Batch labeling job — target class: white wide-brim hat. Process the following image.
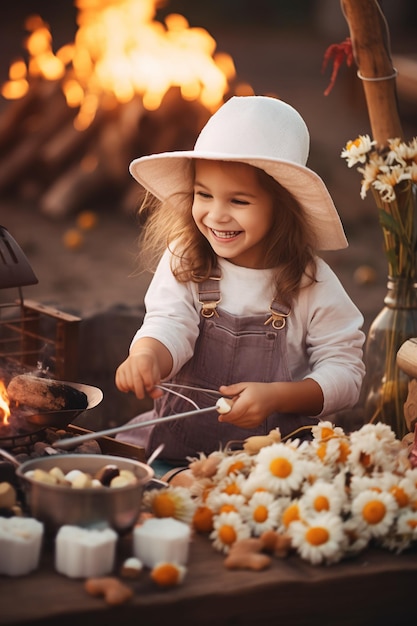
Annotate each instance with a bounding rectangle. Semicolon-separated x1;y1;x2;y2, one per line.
129;95;347;251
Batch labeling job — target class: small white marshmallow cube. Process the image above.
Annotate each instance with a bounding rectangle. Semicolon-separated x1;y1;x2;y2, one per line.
55;525;118;578
0;516;44;576
133;517;191;568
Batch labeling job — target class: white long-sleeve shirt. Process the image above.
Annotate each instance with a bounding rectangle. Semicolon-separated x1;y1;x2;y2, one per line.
131;250;366;417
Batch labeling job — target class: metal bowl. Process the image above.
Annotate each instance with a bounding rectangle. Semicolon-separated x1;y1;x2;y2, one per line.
16;454;154;535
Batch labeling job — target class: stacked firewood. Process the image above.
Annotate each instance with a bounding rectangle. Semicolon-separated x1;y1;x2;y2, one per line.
0;81;211;217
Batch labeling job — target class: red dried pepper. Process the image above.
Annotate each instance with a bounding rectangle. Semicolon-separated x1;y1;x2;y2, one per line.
322;37;354;96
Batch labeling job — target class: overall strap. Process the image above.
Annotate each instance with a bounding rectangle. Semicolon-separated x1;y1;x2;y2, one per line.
198;268;221;318
198;268;291;329
264;298;291;330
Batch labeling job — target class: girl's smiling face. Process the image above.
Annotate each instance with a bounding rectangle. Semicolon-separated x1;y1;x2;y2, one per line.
192;160;275;269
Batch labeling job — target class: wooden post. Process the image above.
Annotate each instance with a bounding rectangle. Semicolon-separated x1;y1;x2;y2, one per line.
340;0;403;146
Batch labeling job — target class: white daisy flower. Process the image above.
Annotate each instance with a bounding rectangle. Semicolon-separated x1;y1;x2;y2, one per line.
347;423;401;475
288;512;345;565
252;443;307;495
210;511;251;554
354;422;398;443
358;156;386;198
206;491;246;516
386;136;417;165
405;467;417;490
378;472;417;509
341;135;375;167
143;486;196;524
378;502;417;554
351;489;398;538
215;451;254;481
278;498;303;532
311;420;345;441
386;137;407;166
349;473;384;500
303;457;335;485
395;509;417;539
188;476;216;500
311;435;350;470
299;479;346;517
241;473;274;499
213;472;247;498
241;490;282;536
372;166;411;202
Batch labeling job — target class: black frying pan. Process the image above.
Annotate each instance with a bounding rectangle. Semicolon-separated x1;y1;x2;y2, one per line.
19;381;103;428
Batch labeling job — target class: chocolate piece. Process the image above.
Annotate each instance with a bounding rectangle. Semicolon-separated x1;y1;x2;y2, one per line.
95;464;120;486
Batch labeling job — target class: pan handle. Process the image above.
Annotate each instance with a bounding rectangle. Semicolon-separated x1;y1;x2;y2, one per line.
0;448;21;467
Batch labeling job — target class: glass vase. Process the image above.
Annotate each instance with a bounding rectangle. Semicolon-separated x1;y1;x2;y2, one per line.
361;277;417;440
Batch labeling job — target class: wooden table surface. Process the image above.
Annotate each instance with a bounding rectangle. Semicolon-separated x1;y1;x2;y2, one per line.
1;530;417;626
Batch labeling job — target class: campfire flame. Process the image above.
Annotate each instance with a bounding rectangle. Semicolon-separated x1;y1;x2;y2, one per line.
1;0;236;130
0;381;11;425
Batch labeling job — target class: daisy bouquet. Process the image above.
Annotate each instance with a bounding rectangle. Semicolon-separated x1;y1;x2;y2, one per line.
341;135;417;438
341;135;417;280
144;423;417;567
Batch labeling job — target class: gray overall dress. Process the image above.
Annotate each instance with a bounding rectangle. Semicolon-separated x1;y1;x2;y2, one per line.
117;272;318;463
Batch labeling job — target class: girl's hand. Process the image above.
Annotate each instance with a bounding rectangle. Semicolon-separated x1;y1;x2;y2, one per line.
217;382;278;429
115;338;173;400
115;350;163;400
218;379;323;429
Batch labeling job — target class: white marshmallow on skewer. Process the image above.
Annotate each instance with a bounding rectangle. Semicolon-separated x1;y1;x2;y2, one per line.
216;396;233;414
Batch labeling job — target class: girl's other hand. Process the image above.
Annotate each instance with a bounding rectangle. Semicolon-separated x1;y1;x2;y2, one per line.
218;378;323;428
115;338;174;400
115;350;163;400
217;382;276;429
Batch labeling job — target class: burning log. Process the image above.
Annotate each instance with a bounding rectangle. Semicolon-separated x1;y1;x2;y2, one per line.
0;79;50;152
0;83;211;217
0;1;235;217
39;107;109;175
0;81;76;194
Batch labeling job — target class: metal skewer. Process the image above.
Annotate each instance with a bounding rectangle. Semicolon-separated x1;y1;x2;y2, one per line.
53;404;220;450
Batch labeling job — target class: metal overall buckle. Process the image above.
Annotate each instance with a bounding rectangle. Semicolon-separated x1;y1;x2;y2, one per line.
200;299;220;318
198;273;221;318
264;307;291;330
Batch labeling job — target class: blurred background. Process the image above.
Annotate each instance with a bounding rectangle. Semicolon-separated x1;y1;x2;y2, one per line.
0;1;416;427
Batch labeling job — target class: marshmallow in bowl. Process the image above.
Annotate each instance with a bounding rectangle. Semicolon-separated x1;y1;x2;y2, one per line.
0;516;44;576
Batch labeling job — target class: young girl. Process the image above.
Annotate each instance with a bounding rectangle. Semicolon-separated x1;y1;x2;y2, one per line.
115;95;365;474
